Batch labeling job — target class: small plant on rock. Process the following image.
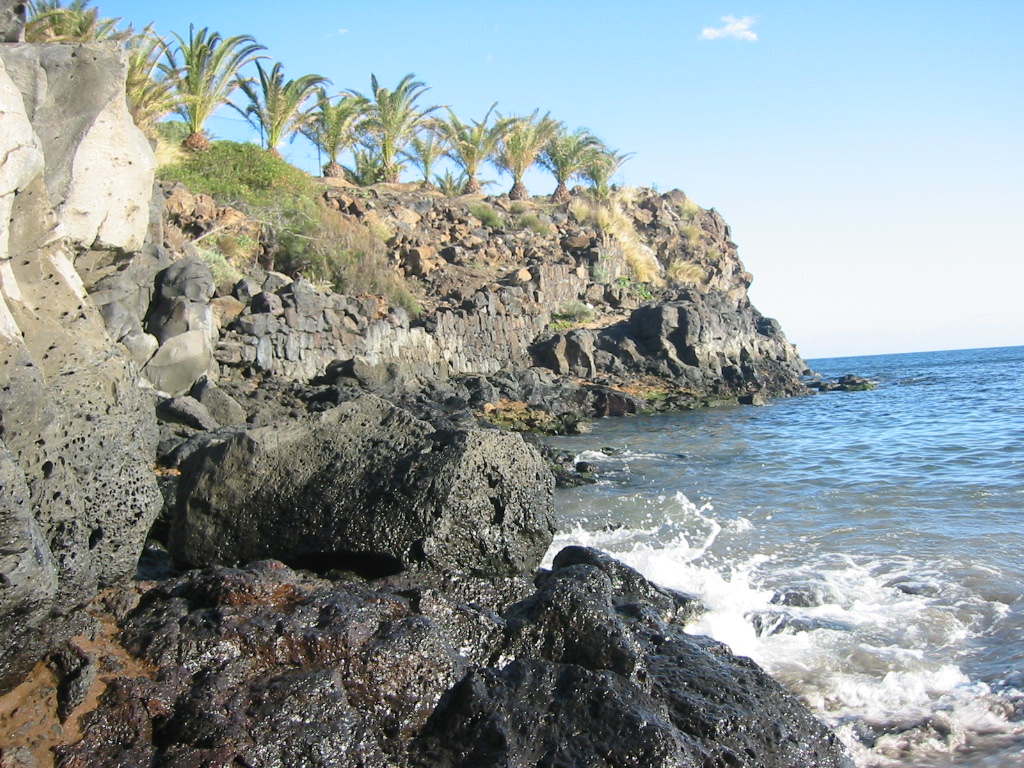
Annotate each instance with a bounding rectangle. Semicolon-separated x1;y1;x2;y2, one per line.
469;203;504;230
667;260;707;285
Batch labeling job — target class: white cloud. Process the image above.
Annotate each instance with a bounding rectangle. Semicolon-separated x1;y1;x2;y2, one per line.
701;15;758;42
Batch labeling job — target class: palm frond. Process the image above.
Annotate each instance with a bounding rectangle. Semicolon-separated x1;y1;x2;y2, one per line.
234;60;329;152
164;25;266;142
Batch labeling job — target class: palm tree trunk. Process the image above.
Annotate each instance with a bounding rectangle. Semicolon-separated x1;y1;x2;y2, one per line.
323;161;345;178
182;132;212;152
509;180;529;200
465;175;483;195
551;182;571;203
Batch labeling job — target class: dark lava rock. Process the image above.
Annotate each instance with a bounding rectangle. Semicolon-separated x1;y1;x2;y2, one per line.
170;394;555;578
413;546;853;768
55;551;851;768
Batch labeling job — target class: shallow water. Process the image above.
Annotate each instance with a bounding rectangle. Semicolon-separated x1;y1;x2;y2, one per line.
545;345;1024;766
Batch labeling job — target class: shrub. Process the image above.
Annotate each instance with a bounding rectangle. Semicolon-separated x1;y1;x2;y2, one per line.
195;245;243;286
682;224;703;247
667;260;707;285
158;140;314;207
273;203;420;315
550;301;596;330
675;199;701;221
469;203;504;229
517;213;552;236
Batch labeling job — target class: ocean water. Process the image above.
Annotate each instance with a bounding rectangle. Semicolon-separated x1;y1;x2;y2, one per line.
544;345;1024;767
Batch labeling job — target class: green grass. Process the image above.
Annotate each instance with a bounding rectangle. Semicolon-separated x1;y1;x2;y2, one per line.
516;213;553;237
469;203;505;229
159;140;314;207
157;140;418;314
550;301;596;331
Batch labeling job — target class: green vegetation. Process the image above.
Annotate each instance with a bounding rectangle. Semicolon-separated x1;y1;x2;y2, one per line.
403;130;448;186
195;244;244;287
25;0;127;42
469;203;504;230
616;276;654;301
438;103;511;195
300;88;366;178
165;25;265;151
157;141;417;314
539;127;604;203
434;169;467;197
515;213;552;237
125;26;179;139
235;61;329;154
28;2;652;202
495;111;560;200
550;301;597;331
583;149;633;201
159;140;314;204
348;73;439;183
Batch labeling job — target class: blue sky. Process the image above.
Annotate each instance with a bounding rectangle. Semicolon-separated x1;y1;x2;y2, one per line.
98;0;1023;359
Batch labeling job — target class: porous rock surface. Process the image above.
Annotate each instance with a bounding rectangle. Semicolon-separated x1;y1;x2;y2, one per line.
0;44;161;694
170;394;555;578
51;548;851;768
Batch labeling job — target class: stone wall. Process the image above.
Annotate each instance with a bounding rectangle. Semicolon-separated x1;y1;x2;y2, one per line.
208;261;598;383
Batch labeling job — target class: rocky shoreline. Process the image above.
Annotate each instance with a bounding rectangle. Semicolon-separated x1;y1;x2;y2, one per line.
1;40;854;767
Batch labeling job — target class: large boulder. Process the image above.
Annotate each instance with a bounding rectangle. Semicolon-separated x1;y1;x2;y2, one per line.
170;395;555;577
0;47;161;695
50;552;850;768
411;546;853;768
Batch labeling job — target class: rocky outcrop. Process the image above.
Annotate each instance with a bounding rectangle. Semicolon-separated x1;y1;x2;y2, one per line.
0;44;161;694
48;549;851;767
0;1;25;44
170;394;555;578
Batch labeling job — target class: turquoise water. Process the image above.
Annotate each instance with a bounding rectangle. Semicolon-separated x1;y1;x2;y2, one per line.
545;345;1024;766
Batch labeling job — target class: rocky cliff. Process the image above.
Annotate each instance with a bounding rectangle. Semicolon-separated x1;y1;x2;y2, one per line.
0;34;850;768
0;42;161;695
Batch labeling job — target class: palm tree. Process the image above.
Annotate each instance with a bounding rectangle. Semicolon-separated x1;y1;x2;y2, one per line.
584;147;634;201
437;103;512;195
301;88;367;178
235;60;329;156
344;148;385;186
540;127;605;204
434;169;468;197
348;73;440;183
403;125;448;187
125;26;179;139
25;0;127;42
164;25;265;152
495;111;561;200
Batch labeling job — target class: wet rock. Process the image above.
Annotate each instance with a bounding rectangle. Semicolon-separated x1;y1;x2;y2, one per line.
413;547;851;768
170;395;556;578
411;660;703;768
